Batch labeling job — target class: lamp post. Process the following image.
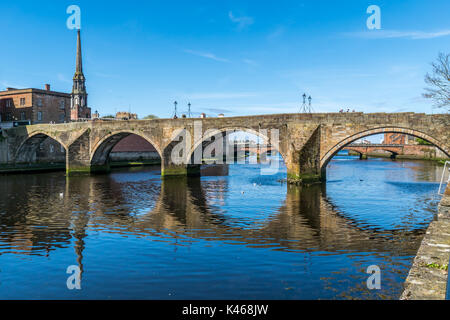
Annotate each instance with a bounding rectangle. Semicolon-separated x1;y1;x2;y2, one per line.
173;101;178;118
300;93;307;113
188;102;191;118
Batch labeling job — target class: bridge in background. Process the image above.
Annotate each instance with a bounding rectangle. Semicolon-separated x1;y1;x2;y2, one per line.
0;112;449;184
342;143;436;159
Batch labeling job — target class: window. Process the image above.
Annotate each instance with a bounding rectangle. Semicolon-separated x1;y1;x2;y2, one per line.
37;98;42;107
20;98;25;106
20;111;26;120
60;145;65;153
49;144;54;153
6;99;11;108
37;111;42;121
59;113;65;122
60;100;65;109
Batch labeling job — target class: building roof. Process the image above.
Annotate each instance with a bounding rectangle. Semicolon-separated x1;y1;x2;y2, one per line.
0;88;70;98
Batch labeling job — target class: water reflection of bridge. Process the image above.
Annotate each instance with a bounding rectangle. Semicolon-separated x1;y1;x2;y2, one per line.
0;171;424;274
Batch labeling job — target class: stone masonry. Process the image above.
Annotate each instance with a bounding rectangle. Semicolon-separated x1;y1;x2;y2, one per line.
401;183;450;300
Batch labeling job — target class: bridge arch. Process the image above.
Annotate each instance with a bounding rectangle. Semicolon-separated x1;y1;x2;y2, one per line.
185;126;286;164
368;148;399;157
90;130;162;167
15;132;68;164
321;126;450;171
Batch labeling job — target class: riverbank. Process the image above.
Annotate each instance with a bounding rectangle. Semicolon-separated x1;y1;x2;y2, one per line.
400;185;450;300
0;160;161;174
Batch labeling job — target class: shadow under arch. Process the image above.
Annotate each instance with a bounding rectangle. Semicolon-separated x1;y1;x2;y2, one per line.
90;130;162;169
321;127;450;171
15;132;68;164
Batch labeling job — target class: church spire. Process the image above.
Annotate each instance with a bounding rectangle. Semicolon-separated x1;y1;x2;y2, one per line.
74;30;84;80
71;29;91;121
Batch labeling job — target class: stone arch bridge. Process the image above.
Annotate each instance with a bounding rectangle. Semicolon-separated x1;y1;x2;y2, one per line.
1;112;449;183
343;144;409;159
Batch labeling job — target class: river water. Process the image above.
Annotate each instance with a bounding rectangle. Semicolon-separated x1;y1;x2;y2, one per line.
0;155;444;299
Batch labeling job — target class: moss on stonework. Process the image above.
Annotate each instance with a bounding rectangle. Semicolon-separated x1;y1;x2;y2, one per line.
162;165;200;177
66;167;92;176
287;172;322;185
161;168;188;176
426;263;448;271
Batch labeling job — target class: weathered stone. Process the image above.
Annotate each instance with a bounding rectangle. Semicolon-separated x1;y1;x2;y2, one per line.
401;184;450;300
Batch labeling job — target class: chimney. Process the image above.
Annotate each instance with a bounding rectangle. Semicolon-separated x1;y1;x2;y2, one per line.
45;84;50;91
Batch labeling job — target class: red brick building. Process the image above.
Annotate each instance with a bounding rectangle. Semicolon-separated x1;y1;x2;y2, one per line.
0;85;70;124
383;133;418;145
383;133;406;144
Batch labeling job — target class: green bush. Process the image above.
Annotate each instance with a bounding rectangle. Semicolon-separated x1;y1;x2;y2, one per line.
416;138;432;145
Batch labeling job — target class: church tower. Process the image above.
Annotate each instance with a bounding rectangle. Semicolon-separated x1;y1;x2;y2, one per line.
71;30;91;120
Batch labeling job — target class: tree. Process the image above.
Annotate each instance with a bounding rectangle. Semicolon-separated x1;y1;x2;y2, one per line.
143;114;159;119
416;138;432;145
423;52;450;111
102;115;115;119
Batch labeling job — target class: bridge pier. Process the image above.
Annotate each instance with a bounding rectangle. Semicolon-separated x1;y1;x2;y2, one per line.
360;153;368;160
286;127;323;185
66;130;108;176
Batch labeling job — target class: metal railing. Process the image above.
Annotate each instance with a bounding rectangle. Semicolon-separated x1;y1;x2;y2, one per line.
438;161;450;195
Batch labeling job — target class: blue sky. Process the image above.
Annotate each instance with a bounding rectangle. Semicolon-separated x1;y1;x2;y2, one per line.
0;0;449;118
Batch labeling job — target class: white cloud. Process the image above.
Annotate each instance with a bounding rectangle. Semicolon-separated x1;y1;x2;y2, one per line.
343;29;450;40
228;11;254;30
243;58;258;66
183;49;230;63
267;26;285;40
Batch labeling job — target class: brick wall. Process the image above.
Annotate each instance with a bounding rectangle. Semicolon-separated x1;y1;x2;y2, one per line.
111;134;157;152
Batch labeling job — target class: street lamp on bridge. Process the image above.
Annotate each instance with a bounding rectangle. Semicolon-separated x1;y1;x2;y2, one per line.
173;101;178;119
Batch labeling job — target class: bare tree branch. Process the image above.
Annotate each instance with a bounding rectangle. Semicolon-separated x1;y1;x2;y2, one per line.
423;52;450;111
